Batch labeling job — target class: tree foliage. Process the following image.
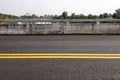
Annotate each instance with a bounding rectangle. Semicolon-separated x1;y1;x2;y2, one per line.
1;8;120;19
112;9;120;19
0;13;19;19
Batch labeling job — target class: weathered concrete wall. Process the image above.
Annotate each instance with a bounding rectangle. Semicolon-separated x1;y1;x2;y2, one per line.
1;19;120;34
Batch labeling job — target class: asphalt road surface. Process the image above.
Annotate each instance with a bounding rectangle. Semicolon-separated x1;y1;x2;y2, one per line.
0;59;120;80
0;35;120;80
0;35;120;53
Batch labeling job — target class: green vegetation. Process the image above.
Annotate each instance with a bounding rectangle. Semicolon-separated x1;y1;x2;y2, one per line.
0;13;19;19
1;8;120;19
112;9;120;19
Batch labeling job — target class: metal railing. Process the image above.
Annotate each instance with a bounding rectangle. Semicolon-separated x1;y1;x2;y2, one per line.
0;19;120;34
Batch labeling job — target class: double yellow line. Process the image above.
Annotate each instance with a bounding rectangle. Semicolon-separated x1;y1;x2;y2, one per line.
0;53;120;58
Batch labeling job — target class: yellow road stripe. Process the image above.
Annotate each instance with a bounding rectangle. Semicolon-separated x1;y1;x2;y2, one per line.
0;53;120;58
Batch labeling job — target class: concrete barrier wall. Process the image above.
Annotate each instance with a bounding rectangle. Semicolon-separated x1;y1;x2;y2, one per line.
0;19;120;34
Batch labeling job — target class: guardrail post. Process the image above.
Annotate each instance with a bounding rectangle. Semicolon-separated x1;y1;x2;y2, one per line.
26;21;31;34
65;21;70;34
96;21;101;32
